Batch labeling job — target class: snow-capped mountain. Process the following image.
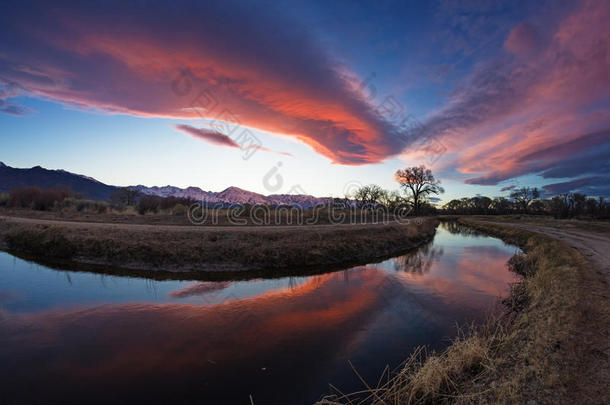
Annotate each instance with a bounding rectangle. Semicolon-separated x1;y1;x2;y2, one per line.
0;162;331;207
136;184;330;208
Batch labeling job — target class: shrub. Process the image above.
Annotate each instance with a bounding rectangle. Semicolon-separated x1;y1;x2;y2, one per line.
137;195;195;215
5;228;76;259
55;198;109;214
8;187;71;210
172;203;187;216
137;195;161;214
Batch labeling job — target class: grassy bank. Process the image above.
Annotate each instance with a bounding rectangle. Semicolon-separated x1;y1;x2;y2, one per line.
0;206;411;226
0;216;438;275
318;218;606;404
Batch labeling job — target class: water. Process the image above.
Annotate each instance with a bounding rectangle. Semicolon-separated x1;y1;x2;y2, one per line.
0;223;520;404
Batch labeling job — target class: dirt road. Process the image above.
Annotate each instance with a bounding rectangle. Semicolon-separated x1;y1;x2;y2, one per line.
489;221;610;282
0;214;418;233
474;219;610;404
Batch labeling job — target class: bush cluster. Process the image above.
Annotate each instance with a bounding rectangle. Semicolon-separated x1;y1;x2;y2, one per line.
136;195;195;215
7;187;71;210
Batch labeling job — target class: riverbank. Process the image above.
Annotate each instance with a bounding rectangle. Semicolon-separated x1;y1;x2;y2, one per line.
318;217;609;404
0;215;438;275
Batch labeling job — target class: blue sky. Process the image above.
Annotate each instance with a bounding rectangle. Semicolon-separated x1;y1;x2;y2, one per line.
1;0;609;202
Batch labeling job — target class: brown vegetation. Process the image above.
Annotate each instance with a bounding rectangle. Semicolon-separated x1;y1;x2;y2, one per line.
317;218;609;404
0;216;438;275
441;189;609;219
6;186;72;210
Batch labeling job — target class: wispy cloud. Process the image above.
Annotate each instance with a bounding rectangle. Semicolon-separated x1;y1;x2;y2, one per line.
417;0;610;194
175;124;293;157
176;125;240;148
542;176;608;196
0;0;404;164
0;85;33;115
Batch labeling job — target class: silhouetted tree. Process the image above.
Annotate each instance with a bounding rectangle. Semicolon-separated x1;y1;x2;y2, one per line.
110;187;140;207
491;197;511;214
395;165;444;215
378;189;403;210
353;184;385;207
510;187;539;212
472;196;492;214
137;195;161;214
440;188;608;219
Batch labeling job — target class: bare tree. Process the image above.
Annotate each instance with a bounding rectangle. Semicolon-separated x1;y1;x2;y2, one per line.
509;187;539;212
378;189;403;210
353;184;384;207
395;165;444;214
110;187;140;207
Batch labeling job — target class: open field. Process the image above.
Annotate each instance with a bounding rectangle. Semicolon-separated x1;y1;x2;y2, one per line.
319;216;610;404
0;206;408;226
0;214;438;276
459;214;610;235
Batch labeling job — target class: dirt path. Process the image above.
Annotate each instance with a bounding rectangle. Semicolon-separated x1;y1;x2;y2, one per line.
0;214;416;233
479;220;610;404
493;222;610;282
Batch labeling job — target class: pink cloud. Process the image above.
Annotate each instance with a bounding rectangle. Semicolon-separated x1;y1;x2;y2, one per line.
420;0;610;188
176;125;240;148
175;124;293;157
504;22;541;56
0;1;404;165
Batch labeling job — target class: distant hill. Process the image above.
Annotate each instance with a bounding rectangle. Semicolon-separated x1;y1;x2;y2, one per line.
134;185;331;208
0;162;117;200
0;162;331;207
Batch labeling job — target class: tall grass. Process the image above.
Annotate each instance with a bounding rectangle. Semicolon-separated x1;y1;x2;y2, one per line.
0;217;439;274
317;219;588;404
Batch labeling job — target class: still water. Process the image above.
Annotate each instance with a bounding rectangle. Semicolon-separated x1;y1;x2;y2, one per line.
0;223;519;404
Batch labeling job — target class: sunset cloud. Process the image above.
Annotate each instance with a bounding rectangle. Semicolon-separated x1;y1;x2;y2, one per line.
0;85;33;115
0;0;608;196
541;176;610;197
418;0;610;194
176;124;293;156
0;0;404;164
176;125;240;148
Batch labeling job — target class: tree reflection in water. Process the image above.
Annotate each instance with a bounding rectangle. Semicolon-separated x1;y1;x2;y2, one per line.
392;242;444;275
440;220;486;237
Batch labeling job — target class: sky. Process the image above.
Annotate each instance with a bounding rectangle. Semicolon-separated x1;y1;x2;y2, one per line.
1;0;609;203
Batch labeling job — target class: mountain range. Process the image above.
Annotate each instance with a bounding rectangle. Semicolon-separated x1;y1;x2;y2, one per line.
0;162;330;207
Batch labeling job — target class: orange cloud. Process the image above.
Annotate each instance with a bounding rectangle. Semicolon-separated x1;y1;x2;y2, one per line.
0;1;405;165
417;0;610;188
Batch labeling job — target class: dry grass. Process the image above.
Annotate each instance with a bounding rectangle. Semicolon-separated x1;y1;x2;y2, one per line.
461;214;610;235
0;206;413;227
317;218;598;405
318;322;505;405
0;216;438;276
